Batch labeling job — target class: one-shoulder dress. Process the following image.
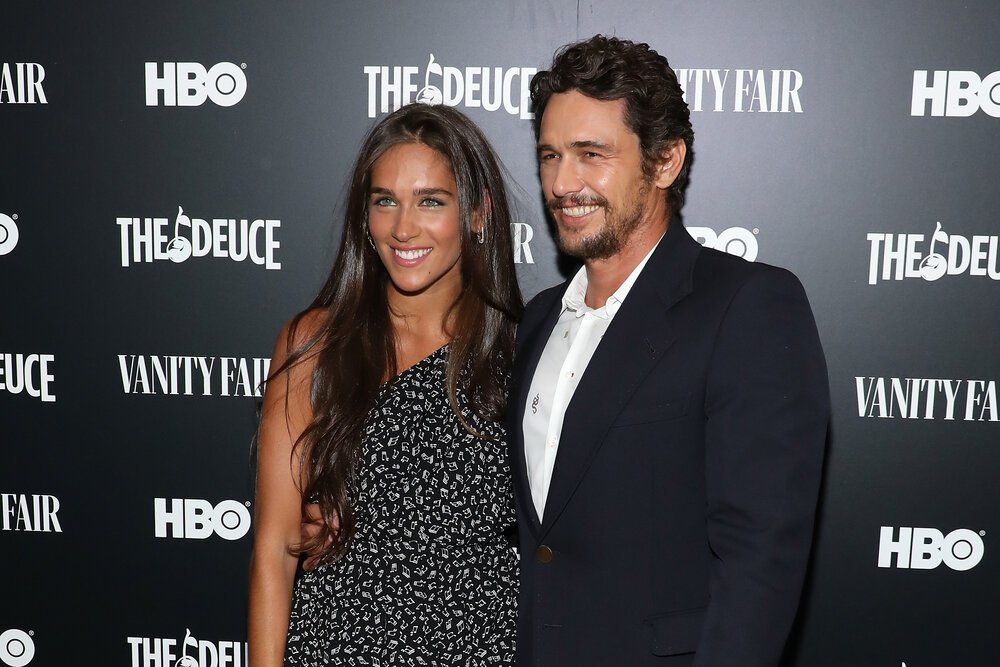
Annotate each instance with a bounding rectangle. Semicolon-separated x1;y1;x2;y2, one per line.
284;346;518;666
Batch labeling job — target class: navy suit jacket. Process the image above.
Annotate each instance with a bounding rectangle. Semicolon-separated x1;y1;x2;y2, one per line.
508;219;829;666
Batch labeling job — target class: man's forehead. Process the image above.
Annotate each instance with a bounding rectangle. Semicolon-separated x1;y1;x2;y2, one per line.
539;91;632;142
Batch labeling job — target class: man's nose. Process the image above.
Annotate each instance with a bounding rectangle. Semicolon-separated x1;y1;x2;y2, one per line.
550;158;583;199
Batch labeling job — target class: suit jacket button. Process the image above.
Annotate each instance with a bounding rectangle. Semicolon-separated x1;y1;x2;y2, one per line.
536;545;553;563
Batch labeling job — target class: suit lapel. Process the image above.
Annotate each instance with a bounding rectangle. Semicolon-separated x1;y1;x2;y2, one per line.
539;219;702;536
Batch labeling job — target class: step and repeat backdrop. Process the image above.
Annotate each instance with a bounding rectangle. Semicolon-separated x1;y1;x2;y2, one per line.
2;1;998;665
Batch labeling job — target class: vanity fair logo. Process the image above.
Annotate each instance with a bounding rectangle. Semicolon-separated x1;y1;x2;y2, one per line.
154;498;252;541
674;68;803;112
511;221;535;264
118;354;270;397
0;213;19;256
0;629;34;667
118;206;281;269
128;629;248;667
0;353;56;403
866;221;1000;285
855;377;998;422
145;62;247;107
1;493;62;533
0;63;47;104
364;53;537;119
911;70;1000;117
688;226;759;261
878;526;985;571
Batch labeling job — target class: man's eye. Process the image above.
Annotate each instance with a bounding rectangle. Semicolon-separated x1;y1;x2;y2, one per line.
584;151;602;159
539;152;558;161
421;198;444;207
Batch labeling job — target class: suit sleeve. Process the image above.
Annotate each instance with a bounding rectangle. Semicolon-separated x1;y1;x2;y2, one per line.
695;266;829;667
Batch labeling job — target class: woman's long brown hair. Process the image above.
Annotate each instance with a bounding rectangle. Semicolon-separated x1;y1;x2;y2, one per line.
272;104;523;564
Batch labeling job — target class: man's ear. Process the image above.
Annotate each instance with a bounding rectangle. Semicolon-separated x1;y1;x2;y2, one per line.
652;139;687;190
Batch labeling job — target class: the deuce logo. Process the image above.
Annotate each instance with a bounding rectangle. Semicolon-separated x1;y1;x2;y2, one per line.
154;498;252;541
0;353;56;403
911;70;1000;117
145;62;247;107
866;221;999;284
128;629;248;667
118;206;281;269
364;53;536;119
0;629;34;667
878;526;985;571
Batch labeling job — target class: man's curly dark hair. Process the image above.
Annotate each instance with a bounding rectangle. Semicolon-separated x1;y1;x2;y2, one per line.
530;35;695;213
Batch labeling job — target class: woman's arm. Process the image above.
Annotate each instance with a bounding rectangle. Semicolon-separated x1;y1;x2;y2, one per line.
248;315;318;667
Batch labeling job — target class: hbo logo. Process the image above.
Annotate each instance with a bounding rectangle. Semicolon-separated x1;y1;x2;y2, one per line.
154;498;251;541
0;629;34;667
688;226;759;262
911;70;1000;117
0;213;18;256
145;62;247;107
877;526;985;571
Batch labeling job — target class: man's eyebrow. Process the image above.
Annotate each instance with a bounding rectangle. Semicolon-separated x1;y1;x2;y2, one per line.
569;139;614;151
536;140;615;153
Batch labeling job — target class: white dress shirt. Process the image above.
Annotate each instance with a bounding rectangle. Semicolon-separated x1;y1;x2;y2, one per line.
522;238;662;520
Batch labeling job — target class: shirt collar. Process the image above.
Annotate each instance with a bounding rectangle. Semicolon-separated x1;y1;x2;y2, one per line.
560;234;664;320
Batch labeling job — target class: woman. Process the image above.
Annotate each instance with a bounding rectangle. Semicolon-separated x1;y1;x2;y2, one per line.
248;104;523;666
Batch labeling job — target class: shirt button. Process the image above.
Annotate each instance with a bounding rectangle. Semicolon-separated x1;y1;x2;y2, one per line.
548;438;557;448
536;545;554;563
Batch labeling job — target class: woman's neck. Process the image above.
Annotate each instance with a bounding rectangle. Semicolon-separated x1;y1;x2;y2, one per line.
386;280;461;369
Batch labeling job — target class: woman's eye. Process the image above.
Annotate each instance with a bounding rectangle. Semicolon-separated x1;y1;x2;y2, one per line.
372;197;395;207
421;198;444;207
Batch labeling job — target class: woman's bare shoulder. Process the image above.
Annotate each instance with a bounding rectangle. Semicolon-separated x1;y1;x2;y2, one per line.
274;307;328;360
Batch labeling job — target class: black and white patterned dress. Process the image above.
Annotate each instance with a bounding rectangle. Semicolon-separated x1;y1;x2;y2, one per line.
284;346;518;666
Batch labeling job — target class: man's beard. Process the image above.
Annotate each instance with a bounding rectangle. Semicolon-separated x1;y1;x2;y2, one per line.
548;180;651;260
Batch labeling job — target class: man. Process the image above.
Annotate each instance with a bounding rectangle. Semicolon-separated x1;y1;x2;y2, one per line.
509;35;829;666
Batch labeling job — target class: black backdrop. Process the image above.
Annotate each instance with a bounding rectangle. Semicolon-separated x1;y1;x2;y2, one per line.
3;2;999;665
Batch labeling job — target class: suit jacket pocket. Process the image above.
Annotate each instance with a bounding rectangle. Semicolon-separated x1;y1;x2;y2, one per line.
645;606;706;656
613;393;691;427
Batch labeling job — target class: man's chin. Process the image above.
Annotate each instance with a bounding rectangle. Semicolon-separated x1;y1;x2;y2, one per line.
557;244;586;260
556;232;622;261
555;229;588;258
